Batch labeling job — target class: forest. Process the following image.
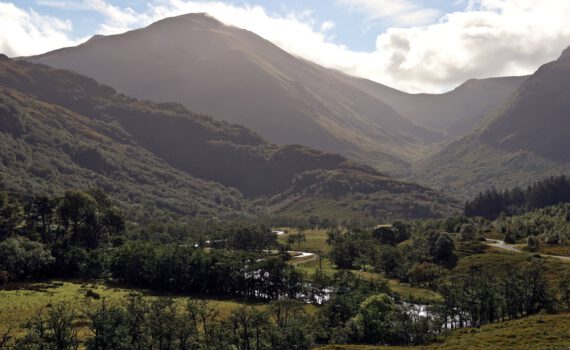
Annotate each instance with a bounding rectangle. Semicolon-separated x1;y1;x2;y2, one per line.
465;175;570;219
3;188;570;349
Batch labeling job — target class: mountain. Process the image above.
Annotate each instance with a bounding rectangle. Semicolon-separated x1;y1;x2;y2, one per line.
26;13;441;174
478;49;570;161
0;57;248;220
337;72;526;136
0;55;459;220
416;47;570;199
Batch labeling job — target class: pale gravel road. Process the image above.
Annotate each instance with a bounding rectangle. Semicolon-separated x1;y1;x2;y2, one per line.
485;238;570;262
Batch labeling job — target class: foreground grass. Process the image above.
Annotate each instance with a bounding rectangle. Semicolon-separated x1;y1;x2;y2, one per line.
315;312;570;350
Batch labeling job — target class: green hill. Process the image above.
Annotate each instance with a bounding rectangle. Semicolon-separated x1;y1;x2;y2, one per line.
0;56;459;220
0;59;248;219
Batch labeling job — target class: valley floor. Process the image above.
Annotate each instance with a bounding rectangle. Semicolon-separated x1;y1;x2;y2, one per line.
276;228;442;303
4;228;570;348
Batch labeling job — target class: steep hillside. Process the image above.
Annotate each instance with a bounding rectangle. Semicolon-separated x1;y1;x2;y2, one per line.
0;56;459;219
26;13;440;174
416;47;570;200
339;72;526;136
0;59;248;219
478;49;570;161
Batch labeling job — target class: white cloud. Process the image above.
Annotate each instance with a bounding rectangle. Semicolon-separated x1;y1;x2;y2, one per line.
368;0;570;91
137;0;570;92
336;0;441;26
36;0;151;34
0;2;77;57
3;0;570;93
321;20;335;32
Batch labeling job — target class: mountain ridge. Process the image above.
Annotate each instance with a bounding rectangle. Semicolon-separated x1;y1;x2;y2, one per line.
336;71;527;136
0;56;460;219
26;13;441;174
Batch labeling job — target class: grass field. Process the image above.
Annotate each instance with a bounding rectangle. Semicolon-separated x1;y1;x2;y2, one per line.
0;281;129;336
0;281;280;337
315;312;570;350
277;228;332;254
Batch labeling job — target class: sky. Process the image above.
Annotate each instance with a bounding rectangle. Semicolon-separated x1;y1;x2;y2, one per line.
1;0;570;93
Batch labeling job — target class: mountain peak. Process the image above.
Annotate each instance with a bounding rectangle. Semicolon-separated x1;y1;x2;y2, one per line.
86;34;105;43
152;12;224;28
25;13;440;173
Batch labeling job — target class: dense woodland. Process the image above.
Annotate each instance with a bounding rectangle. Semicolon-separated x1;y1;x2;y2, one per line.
465;175;570;219
3;189;570;349
496;203;570;246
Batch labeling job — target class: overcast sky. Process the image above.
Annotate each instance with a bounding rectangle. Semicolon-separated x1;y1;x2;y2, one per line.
1;0;570;93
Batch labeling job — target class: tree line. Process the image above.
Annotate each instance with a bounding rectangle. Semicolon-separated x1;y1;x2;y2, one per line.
111;243;304;300
465;175;570;219
0;189;296;299
1;272;442;349
0;189;125;283
7;296;314;350
495;202;570;246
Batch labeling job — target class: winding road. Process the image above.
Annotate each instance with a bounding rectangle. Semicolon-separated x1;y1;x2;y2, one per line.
288;251;315;259
272;231;316;262
484;238;570;262
287;251;317;266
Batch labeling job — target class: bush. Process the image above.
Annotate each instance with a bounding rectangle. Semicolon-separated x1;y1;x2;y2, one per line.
0;270;7;285
0;236;54;280
527;235;540;252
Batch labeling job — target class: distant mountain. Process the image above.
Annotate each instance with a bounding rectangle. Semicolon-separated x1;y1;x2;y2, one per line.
478;48;570;161
0;56;459;220
338;72;526;136
416;47;570;199
26;13;441;174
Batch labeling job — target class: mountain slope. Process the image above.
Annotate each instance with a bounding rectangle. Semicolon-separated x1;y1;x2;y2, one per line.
478;49;570;161
0;56;459;219
0;58;248;219
26;13;440;174
338;72;526;136
416;47;570;199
